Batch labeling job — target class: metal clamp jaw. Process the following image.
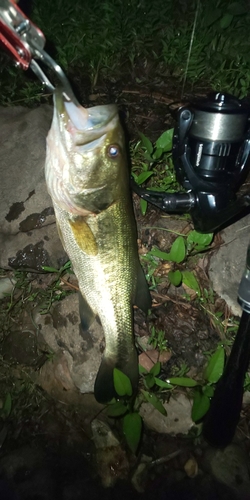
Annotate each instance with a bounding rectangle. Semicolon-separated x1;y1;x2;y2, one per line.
0;0;73;99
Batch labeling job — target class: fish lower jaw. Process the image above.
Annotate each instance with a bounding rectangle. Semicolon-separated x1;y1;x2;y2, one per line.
53;197;94;217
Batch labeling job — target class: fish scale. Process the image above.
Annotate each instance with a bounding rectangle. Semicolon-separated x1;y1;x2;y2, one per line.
45;89;151;403
54;199;136;340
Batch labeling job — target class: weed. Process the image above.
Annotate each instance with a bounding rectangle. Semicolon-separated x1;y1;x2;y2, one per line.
1;0;250;104
140;252;160;291
107;365;168;454
144;230;213;296
107;347;230;452
0;262;73;338
0;392;12;421
148;326;168;353
131;129;178;216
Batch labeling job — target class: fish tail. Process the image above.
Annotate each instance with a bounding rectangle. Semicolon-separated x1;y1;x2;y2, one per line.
94;349;138;404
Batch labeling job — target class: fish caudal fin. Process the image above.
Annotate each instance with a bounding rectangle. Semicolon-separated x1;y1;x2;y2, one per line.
134;264;152;314
94;350;139;404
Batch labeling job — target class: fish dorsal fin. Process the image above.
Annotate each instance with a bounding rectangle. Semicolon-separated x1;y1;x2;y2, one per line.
69;217;98;256
134;264;152;314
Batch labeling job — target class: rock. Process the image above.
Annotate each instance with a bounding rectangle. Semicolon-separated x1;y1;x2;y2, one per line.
91;420;129;488
0;105;67;271
0;277;16;299
138;349;171;372
38;350;76;395
203;443;250;499
209;215;250;316
140;393;193;435
34;293;103;394
243;390;250;405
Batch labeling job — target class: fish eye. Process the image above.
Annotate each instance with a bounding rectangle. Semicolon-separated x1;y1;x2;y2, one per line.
107;145;119;158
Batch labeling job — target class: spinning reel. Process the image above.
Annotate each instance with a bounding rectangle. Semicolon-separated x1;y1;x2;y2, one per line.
133;91;250;233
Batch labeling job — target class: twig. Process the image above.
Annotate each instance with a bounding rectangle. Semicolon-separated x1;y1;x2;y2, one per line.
149;449;183;468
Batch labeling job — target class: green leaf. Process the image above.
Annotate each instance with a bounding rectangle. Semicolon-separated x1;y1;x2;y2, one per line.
113;368;132;397
150;248;172;260
1;393;12;419
152;147;163;160
107;401;128;417
155;129;173;152
192;391;210;422
61;260;71;271
139;364;148;374
136;171;154;184
169;236;186;263
227;3;247;15
182;271;200;295
203;347;225;383
140;198;148;216
150;237;185;264
220;13;233;29
154;378;173;389
141;390;167;415
42;266;59;273
202;385;214;398
123;412;142;454
187;231;213;248
168;270;182;286
168;377;198;387
202;8;222;27
150;361;161;377
139;132;153;155
145;373;155;389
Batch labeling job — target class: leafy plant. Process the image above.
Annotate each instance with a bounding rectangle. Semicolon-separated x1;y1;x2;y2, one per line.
148;326;168;352
0;393;12;421
164;347;225;422
131;129;177;215
140;252;160;291
107;365;168;454
0;262;74;339
107;347;227;453
1;0;250;105
145;231;213;295
40;260;73;313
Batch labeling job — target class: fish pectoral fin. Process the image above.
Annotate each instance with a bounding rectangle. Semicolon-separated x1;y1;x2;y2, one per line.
94;349;139;404
134;264;152;314
79;292;96;331
69;217;98;256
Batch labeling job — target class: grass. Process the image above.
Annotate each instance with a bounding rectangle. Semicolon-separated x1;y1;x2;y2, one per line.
0;0;250;105
0;265;74;340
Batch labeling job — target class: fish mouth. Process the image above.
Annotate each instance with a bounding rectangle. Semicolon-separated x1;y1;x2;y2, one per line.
55;89;118;150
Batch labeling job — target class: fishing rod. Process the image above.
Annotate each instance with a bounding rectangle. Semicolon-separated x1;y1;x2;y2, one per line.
1;0;250;447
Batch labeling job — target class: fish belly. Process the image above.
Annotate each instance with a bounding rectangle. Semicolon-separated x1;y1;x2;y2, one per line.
53;199;139;402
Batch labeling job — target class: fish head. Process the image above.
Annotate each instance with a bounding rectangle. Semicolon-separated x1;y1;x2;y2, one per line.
45;89;129;215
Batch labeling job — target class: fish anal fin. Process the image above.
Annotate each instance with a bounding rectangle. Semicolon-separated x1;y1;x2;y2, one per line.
134;264;151;314
69;217;98;255
94;349;138;404
79;292;96;331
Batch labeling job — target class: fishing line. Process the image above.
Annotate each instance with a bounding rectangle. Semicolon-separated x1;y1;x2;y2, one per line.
181;0;200;100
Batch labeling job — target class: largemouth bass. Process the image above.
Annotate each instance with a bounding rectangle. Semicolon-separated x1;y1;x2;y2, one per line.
45;89;151;403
